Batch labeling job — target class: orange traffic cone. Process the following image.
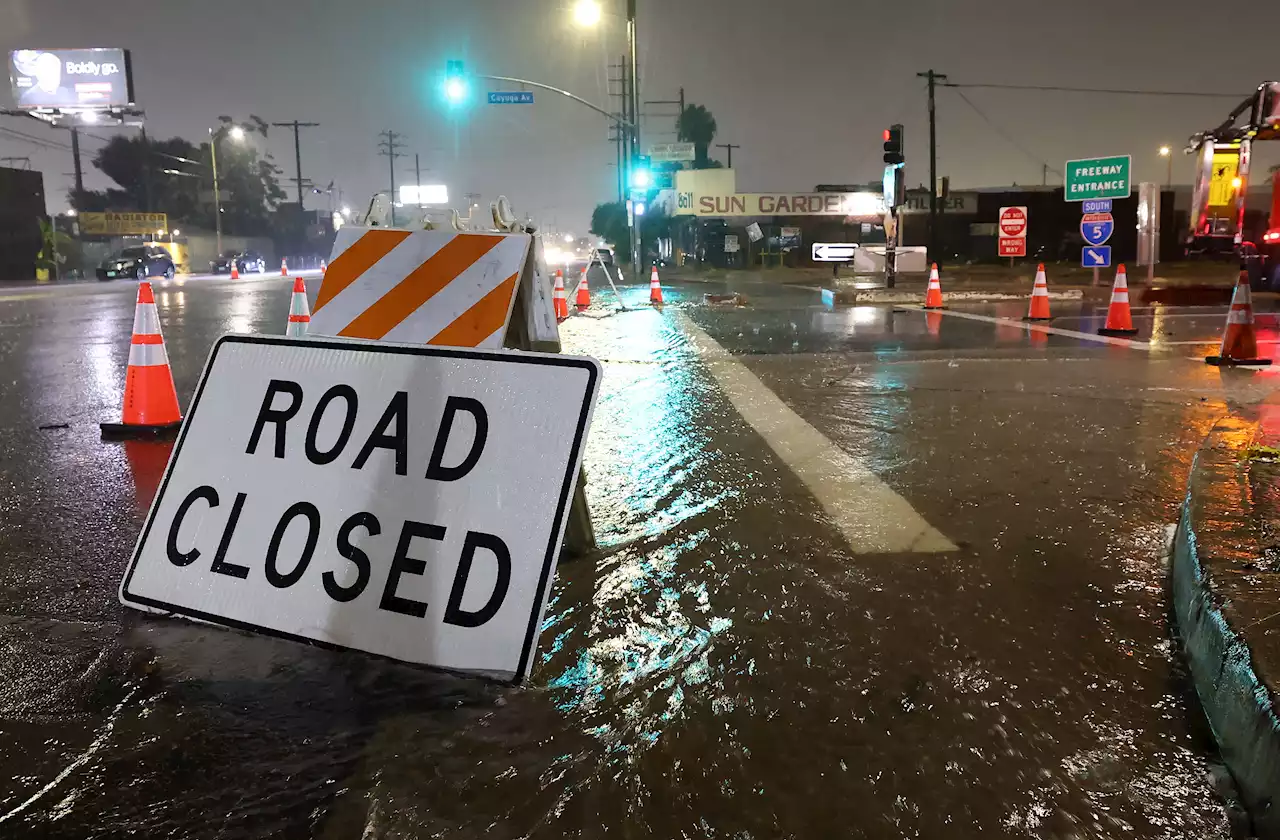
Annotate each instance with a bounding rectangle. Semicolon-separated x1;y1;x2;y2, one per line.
280;258;288;277
649;265;664;304
923;263;944;309
1098;264;1138;336
100;282;182;439
1207;272;1271;366
575;267;591;309
1024;263;1051;321
287;277;311;337
320;259;327;275
229;260;239;280
553;270;569;321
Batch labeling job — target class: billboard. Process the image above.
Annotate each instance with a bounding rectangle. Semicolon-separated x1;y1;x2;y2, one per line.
8;49;133;110
399;184;449;205
79;212;168;236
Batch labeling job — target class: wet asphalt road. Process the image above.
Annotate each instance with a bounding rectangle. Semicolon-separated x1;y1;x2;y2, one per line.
0;268;1276;837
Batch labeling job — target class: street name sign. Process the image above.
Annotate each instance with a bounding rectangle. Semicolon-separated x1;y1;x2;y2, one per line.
1083;245;1112;268
1065;155;1131;201
1080;212;1114;246
119;335;601;683
997;206;1028;257
812;242;859;262
488;91;534;105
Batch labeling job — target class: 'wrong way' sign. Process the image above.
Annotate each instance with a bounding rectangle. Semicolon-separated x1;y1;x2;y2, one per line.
119;335;600;682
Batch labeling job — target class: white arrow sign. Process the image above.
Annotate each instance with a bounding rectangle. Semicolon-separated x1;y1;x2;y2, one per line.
812;242;859;262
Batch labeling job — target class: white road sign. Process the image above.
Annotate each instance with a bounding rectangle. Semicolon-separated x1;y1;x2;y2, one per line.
812;242;859;262
119;335;601;683
648;142;696;163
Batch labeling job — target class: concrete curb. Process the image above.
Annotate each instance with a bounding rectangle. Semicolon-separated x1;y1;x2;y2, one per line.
1173;421;1280;837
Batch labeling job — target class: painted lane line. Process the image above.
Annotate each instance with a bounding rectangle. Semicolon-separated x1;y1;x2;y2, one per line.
675;312;956;554
907;306;1152;350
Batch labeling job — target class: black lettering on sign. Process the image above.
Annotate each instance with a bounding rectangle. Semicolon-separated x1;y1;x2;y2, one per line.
167;485;218;567
380;520;445;618
306;385;358;466
425;397;488;482
352;391;408;475
246;380;303;458
265;502;321;588
210;492;250;579
444;531;512;628
325;512;380;603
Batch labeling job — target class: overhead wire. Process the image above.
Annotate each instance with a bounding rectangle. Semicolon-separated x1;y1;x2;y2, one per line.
946;86;1062;179
943;82;1243;98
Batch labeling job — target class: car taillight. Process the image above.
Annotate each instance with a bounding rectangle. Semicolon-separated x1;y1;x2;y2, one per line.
1265;230;1280;242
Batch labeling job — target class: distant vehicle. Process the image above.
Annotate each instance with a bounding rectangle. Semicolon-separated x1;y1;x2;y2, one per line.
592;247;614;266
97;246;175;281
211;251;266;275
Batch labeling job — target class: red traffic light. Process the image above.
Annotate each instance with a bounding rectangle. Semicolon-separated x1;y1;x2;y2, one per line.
883;128;891;142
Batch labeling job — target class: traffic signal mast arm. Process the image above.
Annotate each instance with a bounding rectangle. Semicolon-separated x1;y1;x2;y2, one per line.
478;74;637;132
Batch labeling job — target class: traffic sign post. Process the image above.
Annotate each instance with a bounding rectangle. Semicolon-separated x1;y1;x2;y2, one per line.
997;206;1028;260
118;335;601;683
1065;156;1131;202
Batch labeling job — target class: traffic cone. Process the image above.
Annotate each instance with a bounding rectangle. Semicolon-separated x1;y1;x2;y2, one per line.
1207;272;1272;366
287;277;311;337
1098;264;1138;336
100;282;182;439
320;259;327;275
280;257;288;277
923;263;944;309
575;267;591;309
649;265;664;304
229;261;239;280
553;270;569;321
1024;263;1051;321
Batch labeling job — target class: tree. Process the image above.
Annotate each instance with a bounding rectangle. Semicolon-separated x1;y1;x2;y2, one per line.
677;104;718;169
74;115;286;237
590;201;630;254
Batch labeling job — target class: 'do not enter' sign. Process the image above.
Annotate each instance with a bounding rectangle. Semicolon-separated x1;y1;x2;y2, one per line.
119;335;600;682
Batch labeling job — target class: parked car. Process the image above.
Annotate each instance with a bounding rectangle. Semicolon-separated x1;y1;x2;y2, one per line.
211;251;266;275
97;246;175;281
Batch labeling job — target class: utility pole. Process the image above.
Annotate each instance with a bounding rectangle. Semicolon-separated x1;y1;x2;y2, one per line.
378;130;404;227
1042;163;1047;187
272;120;320;208
716;143;741;168
69;126;83;198
644;86;685;137
415;153;422;207
141;126;153;212
627;0;641;279
916;69;947;266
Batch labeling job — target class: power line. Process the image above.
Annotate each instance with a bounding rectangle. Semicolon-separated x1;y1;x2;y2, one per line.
0;125;71;151
947;87;1061;180
943;82;1243;98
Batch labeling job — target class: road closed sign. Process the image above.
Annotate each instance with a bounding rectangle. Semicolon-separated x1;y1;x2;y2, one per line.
119;335;601;682
997;206;1028;258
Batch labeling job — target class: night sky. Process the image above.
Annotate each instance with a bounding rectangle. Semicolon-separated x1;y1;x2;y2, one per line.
2;0;1277;233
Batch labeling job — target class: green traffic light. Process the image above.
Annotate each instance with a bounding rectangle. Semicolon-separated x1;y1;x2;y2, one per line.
444;59;468;106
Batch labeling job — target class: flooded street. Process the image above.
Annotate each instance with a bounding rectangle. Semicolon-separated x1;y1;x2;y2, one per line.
0;273;1272;837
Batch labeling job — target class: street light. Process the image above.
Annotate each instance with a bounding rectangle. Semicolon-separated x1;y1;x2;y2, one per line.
572;0;603;27
209;125;245;257
1158;145;1173;190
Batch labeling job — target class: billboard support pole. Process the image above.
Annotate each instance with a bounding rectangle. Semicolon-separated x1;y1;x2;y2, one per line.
70;127;83;197
209;127;223;258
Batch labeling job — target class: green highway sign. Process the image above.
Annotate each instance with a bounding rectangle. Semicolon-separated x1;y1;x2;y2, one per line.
1064;155;1131;202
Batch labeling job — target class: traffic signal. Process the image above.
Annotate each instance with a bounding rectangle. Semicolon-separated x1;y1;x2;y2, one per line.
630;155;652;189
883;124;904;165
444;60;468;105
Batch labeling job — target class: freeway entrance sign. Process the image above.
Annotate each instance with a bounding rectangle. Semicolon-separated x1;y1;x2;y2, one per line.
1065;155;1131;201
1083;245;1112;267
488;91;534;104
1080;212;1114;246
812;242;859;262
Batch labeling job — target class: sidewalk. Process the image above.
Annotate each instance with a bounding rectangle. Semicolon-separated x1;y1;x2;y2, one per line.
1173;391;1280;838
662;262;1245;304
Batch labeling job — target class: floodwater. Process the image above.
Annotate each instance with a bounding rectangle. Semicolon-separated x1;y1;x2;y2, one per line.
0;273;1270;838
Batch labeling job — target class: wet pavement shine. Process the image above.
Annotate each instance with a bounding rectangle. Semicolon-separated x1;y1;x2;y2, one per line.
0;271;1275;837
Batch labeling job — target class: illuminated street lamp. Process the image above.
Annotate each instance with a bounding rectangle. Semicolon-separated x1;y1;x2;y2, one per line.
1158;145;1172;190
209;124;245;257
572;0;602;27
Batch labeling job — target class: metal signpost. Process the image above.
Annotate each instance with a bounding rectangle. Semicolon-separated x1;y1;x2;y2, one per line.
997;206;1028;260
